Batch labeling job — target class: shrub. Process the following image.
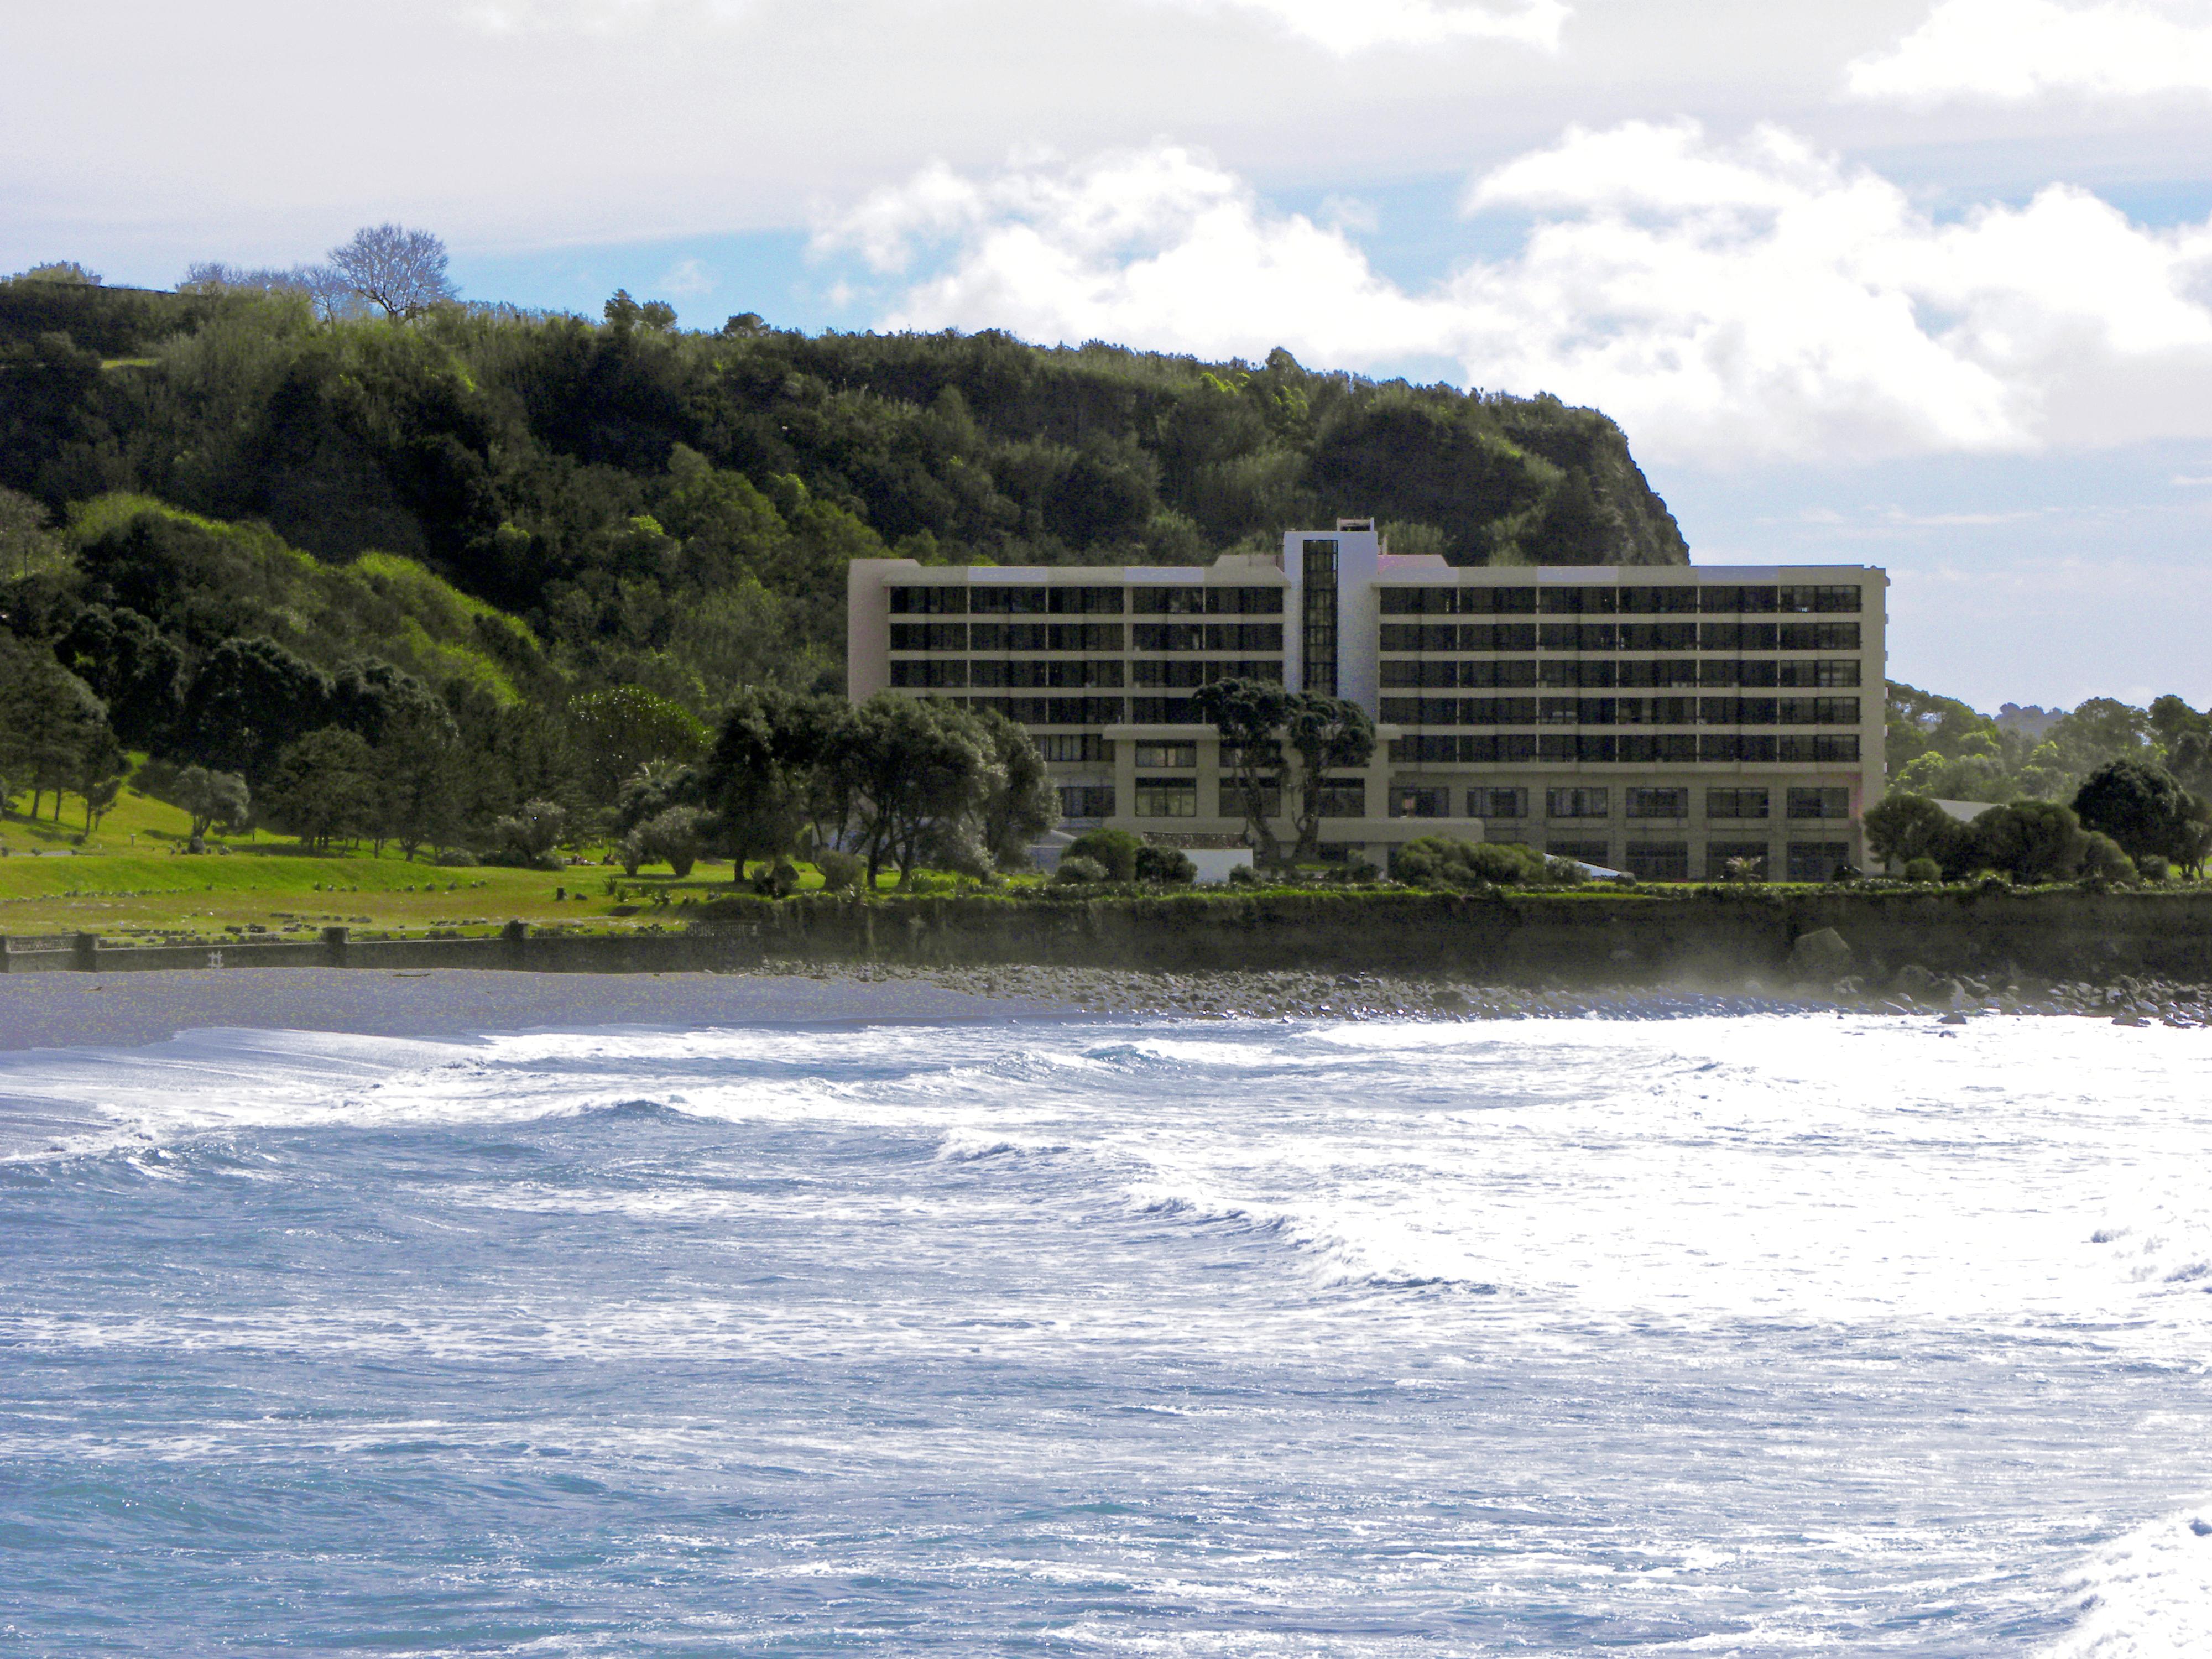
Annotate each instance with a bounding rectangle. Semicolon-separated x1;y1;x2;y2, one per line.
1133;844;1197;885
493;800;568;868
1902;855;1940;884
2080;831;2137;885
635;805;706;878
2137;852;2172;883
1055;854;1108;884
1226;863;1260;886
1543;855;1588;886
432;847;478;868
1064;827;1141;882
1394;835;1542;889
1966;799;2086;884
815;849;865;893
749;858;800;897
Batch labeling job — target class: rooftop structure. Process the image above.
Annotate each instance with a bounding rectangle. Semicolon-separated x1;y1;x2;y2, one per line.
849;520;1887;879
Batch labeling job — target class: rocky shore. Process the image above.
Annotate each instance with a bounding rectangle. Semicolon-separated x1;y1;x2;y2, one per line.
763;958;2212;1026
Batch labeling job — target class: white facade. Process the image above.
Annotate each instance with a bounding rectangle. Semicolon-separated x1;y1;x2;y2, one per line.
849;521;1888;879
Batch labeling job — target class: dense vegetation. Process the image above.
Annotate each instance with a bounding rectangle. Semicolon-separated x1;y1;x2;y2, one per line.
1885;681;2212;806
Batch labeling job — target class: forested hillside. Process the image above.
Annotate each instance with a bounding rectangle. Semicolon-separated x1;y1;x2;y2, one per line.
0;259;1676;855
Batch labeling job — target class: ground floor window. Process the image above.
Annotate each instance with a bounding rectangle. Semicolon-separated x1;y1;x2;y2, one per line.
1390;785;1451;818
1134;779;1197;817
1625;787;1687;820
1317;779;1367;818
1547;839;1610;865
1787;786;1853;820
1706;840;1771;880
1624;840;1689;881
1547;787;1609;819
1469;786;1527;819
1787;840;1852;881
1058;785;1115;819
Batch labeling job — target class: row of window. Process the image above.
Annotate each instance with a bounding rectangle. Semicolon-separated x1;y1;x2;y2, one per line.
889;585;1284;616
1378;585;1863;617
1378;696;1861;727
1378;622;1865;653
1381;658;1862;690
1387;734;1864;764
1386;785;1846;821
1073;781;1853;823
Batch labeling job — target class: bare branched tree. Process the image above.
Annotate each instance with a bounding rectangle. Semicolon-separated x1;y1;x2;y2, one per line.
181;260;368;322
325;224;457;321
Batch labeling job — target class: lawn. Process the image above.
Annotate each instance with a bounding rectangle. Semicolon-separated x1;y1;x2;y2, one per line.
0;783;750;941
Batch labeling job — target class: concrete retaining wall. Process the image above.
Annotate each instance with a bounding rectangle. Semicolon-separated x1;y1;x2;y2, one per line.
7;889;2212;984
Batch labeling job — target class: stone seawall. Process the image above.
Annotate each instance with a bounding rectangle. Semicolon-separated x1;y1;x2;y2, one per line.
7;889;2211;985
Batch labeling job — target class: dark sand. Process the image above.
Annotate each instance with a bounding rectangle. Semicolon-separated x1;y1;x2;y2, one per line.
0;967;1072;1054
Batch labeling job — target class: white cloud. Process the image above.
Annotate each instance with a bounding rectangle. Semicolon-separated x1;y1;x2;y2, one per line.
461;0;1567;50
656;256;716;295
1846;0;2212;102
816;126;2212;466
1164;0;1566;52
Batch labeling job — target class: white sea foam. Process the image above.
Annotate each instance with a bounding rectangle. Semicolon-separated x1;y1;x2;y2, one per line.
2040;1510;2212;1657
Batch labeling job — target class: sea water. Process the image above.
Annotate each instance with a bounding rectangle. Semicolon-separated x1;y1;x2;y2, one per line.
1;1012;2209;1655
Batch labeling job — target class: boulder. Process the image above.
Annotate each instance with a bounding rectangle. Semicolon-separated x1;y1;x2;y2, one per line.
1789;927;1853;980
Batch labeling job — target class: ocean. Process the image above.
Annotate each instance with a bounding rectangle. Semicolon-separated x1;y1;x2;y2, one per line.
1;1011;2208;1654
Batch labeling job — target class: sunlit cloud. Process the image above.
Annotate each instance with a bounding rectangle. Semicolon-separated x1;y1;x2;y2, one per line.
817;126;2212;466
1846;0;2212;102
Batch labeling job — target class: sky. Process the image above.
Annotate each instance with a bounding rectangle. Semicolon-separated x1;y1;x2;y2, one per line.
7;0;2212;711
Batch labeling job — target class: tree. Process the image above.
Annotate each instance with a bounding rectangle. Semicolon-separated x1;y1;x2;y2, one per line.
372;706;465;860
55;605;185;748
493;800;569;866
2072;760;2198;865
973;710;1057;870
70;726;126;832
1192;677;1290;864
841;694;994;888
326;224;456;321
1965;799;2086;884
699;687;831;878
568;685;707;798
1282;691;1375;864
171;766;251;841
181;636;335;782
0;640;109;821
1863;793;1967;872
628;805;707;877
260;727;378;850
0;486;67;581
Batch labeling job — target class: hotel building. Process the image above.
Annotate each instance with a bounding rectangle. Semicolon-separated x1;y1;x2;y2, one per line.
848;521;1887;879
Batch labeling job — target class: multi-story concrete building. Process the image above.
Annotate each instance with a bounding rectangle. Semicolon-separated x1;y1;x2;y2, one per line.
849;520;1886;879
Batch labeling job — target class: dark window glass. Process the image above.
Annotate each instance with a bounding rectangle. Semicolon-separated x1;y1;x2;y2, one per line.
888;586;969;614
1132;586;1204;614
970;587;1050;614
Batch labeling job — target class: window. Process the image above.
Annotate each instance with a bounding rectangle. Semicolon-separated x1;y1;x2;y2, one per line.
1219;740;1282;769
1219;782;1282;817
1390;786;1452;818
1699;734;1780;762
890;622;967;651
1134;778;1198;817
1204;587;1284;614
1540;623;1618;651
1699;586;1778;613
1624;841;1689;881
888;586;968;614
1619;586;1700;614
969;586;1050;614
1548;839;1610;865
994;696;1126;726
1470;786;1527;819
971;660;1123;690
1134;660;1202;688
1132;586;1204;614
1706;841;1770;880
1379;587;1461;615
1547;787;1609;819
1707;788;1770;820
1129;697;1197;723
1541;660;1618;689
1043;587;1124;614
1539;697;1579;726
1058;784;1115;818
1039;734;1109;763
1459;586;1537;614
1778;584;1861;613
1775;658;1861;688
1779;622;1861;651
1626;787;1687;819
889;660;968;688
1736;660;1780;688
1203;623;1284;653
1134;623;1204;653
1787;841;1852;882
1389;736;1462;764
1302;538;1339;697
1206;660;1282;684
1383;660;1457;688
1133;741;1196;769
1618;622;1700;651
1787;787;1851;820
1618;659;1700;689
1700;622;1778;651
1317;778;1366;818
